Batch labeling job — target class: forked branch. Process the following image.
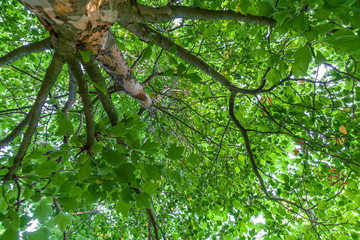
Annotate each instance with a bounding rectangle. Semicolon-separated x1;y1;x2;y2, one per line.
3;52;64;181
228;92;302;209
123;23;269;94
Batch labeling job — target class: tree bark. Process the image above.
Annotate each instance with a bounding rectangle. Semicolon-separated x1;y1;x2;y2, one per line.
3;52;64;181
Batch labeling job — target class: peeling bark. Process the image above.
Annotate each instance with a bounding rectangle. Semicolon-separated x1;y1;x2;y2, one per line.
94;29;152;108
20;0;151;108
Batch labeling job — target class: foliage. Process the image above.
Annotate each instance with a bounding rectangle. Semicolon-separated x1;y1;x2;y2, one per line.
1;0;360;239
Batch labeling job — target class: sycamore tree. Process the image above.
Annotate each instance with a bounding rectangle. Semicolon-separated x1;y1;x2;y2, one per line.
0;0;360;239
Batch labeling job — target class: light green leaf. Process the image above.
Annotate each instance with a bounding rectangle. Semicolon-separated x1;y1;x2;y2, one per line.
116;198;131;217
56;109;74;135
78;161;91;183
54;212;72;232
134;192;152;209
292;46;312;76
0;225;18;240
25;228;51;240
142;180;158;196
34;199;52;224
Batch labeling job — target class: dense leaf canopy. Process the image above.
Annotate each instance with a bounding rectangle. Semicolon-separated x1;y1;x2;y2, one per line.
1;0;360;239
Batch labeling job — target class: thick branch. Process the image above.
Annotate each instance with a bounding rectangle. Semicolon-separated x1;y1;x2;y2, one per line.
67;58;95;149
123;23;267;94
0;38;51;68
94;28;152;108
82;55;119;126
3;52;64;181
133;4;276;26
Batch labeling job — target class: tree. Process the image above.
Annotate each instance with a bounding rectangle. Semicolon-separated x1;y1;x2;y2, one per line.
0;0;360;239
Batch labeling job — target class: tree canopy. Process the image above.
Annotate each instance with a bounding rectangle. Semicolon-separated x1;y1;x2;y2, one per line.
1;0;360;239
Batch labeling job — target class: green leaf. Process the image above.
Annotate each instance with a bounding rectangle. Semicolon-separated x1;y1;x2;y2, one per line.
105;124;126;137
80;50;93;63
233;200;242;210
92;81;107;95
292;46;312;76
350;11;360;28
78;161;91;183
54;212;72;232
142;44;153;62
169;45;178;55
0;225;18;240
35;160;60;178
142;164;162;180
166;144;185;160
140;141;160;153
25;228;51;240
192;0;201;8
116;198;131;217
134;192;152;209
187;153;200;166
56;109;74;135
186;73;202;84
142;180;158;196
102;150;126;166
291;12;307;32
236;0;250;15
315;51;326;64
168;170;181;185
266;68;281;85
317;200;328;209
115;164;137;186
33;199;52;224
256;0;275;17
329;32;360;53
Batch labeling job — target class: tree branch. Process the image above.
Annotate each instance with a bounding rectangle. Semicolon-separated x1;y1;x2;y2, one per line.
62;66;77;116
94;28;152;108
228;92;302;209
123;4;276;26
82;55;119;126
123;23;268;94
3;52;64;181
67;57;96;149
133;187;160;240
0;110;31;149
0;38;51;68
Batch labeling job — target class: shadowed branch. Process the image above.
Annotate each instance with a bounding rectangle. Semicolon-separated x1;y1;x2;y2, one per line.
3;52;64;181
67;57;96;149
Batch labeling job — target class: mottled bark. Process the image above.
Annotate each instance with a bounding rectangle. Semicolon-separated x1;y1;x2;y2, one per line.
20;0;151;108
94;29;152;108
